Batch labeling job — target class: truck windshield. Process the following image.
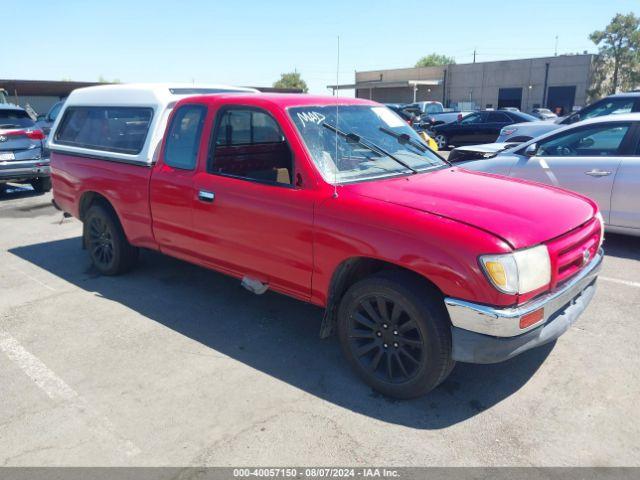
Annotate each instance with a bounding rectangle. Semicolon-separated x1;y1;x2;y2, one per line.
289;105;446;183
423;103;443;114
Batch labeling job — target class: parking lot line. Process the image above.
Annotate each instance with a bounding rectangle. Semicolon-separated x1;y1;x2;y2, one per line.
600;276;640;289
0;330;141;458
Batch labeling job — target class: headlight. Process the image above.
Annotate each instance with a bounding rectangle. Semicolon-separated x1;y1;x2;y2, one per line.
595;211;605;247
480;245;551;294
501;127;517;136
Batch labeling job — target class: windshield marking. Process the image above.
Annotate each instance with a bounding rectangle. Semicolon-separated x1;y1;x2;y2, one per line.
296;111;326;127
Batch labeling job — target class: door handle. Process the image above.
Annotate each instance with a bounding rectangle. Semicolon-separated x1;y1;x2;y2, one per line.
198;190;215;202
585;169;612;177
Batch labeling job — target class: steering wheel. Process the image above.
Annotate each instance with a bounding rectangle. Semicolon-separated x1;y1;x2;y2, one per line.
557;145;577;156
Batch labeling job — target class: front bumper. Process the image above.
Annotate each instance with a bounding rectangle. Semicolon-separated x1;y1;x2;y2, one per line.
445;249;603;364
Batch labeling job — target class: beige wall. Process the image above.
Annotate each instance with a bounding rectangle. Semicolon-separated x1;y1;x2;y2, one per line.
356;54;595;111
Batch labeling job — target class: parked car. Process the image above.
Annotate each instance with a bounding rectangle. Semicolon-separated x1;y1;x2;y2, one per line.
0;105;50;194
35;100;65;136
499;107;520;112
49;84;603;399
431;110;537;149
531;108;558;120
496;92;640;143
461;114;640;236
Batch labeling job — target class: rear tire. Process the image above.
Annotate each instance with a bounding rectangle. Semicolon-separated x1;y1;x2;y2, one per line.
337;270;454;399
31;177;52;193
84;204;139;275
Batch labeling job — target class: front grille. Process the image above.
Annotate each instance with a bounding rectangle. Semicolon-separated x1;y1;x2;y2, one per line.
546;218;601;289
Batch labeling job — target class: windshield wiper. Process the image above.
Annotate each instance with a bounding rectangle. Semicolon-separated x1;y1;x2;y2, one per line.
0;124;20;129
322;122;418;174
378;127;427;153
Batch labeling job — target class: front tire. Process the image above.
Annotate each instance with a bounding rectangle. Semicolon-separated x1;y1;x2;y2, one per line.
337;271;454;399
434;134;449;150
84;204;139;275
31;177;52;193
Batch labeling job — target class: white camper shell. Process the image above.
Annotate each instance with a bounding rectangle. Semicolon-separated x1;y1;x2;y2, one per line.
47;83;259;166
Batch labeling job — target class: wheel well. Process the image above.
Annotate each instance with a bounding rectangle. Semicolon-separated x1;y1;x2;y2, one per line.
78;192;123;248
319;257;441;338
79;192;117;222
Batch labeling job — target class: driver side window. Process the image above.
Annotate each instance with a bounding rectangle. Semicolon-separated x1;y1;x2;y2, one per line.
209;107;293;185
460;113;485;125
537;123;631;157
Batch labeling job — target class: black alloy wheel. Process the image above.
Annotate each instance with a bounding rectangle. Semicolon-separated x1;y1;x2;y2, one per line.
347;295;425;384
88;215;115;270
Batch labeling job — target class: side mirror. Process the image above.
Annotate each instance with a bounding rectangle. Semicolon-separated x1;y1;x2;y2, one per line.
524;143;538;157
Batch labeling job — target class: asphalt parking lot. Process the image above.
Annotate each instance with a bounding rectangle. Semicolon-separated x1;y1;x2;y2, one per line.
1;185;639;467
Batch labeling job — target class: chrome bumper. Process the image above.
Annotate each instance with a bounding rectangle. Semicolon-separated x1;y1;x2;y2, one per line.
445;249;603;338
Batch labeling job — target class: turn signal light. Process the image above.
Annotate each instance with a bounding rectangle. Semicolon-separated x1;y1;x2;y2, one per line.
484;261;507;289
520;308;544;329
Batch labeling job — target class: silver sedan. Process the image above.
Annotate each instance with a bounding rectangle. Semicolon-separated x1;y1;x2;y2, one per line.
461;114;640;236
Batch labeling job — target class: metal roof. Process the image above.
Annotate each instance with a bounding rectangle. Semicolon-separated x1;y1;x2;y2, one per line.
0;79;303;98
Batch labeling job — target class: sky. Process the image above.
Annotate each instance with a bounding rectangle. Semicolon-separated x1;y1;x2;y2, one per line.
3;0;639;95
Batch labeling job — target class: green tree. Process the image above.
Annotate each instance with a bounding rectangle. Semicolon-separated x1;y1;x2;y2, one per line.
273;71;308;92
589;13;640;97
415;54;456;68
97;75;121;84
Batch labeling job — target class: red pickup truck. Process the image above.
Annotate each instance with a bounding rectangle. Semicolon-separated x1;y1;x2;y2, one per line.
49;84;603;398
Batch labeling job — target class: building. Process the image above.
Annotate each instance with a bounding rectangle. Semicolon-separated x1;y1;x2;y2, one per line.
330;54;596;114
0;79;303;116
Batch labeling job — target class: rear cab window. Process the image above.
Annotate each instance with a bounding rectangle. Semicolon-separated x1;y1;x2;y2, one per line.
54;106;153;154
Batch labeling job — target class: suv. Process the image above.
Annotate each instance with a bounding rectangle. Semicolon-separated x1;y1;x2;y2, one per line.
497;92;640;142
0;105;50;194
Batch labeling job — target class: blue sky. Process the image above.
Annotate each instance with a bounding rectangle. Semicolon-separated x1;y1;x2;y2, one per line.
4;0;638;94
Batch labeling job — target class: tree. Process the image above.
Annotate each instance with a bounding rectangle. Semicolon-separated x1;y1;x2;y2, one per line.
415;54;456;68
589;13;640;96
97;75;121;84
273;71;308;92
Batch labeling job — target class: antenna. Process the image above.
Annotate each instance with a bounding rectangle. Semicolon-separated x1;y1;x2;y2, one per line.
333;35;340;199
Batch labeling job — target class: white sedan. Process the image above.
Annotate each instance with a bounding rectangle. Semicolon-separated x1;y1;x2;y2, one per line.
461;114;640;236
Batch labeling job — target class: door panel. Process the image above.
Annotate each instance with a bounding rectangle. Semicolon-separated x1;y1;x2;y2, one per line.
188;105;315;300
610;157;640;229
455;112;487;144
509;155;620;221
150;164;197;250
149;104;207;252
191;174;315;299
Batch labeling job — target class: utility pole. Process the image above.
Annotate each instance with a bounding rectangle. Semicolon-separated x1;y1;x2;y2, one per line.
473;48;476;63
554;36;558;56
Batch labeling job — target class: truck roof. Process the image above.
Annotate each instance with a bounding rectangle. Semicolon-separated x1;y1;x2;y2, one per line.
63;83;260;108
177;92;377;109
48;87;380;167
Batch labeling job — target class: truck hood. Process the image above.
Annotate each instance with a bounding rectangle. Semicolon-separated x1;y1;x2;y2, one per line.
343;167;595;249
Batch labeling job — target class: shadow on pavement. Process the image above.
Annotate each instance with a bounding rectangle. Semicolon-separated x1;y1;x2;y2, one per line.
603;233;640;261
9;237;553;429
0;184;39;200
